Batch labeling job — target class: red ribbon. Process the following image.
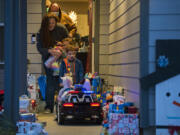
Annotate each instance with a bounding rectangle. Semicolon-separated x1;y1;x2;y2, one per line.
168;126;180;135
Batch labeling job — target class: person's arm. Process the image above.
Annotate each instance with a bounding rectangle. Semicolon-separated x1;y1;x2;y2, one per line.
57;23;69;39
37;33;62;58
62;25;69;39
69;24;77;37
46;0;51;7
36;33;49;58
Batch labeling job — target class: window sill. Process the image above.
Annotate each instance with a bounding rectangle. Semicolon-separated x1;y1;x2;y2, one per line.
0;62;4;69
0;22;4;27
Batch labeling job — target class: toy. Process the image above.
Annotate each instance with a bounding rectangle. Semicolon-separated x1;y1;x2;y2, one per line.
19;113;36;122
27;74;36;100
51;62;60;76
113;95;125;105
44;45;62;68
58;76;73;101
82;79;91;91
109;103;124;114
19;95;31;113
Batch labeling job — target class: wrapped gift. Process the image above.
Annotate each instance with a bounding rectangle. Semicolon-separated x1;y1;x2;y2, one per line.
27;74;37;100
108;113;139;135
124;106;138;114
113;95;125;105
19;113;36;122
16;122;48;135
109;103;124;114
19;95;30;113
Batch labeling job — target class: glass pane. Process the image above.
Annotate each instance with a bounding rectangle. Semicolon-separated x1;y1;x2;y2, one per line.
0;0;4;22
0;27;4;62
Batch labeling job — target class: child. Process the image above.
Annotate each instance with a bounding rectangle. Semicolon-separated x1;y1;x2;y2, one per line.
58;76;73;101
59;44;84;85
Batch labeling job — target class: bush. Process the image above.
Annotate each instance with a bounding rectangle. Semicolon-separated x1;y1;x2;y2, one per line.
0;114;16;135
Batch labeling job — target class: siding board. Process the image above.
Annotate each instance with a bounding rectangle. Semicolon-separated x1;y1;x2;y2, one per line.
109;33;139;53
109;3;140;33
109;49;139;64
27;23;41;33
109;0;139;23
109;18;140;43
149;15;180;30
109;64;139;77
101;0;140;106
149;31;180;46
27;0;42;76
150;0;180;14
98;0;140;106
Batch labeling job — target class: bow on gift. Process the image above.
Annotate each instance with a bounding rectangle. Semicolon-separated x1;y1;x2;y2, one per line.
28;85;34;90
168;126;180;135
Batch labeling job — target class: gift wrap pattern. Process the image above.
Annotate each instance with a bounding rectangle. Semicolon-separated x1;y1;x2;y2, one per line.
109;113;139;135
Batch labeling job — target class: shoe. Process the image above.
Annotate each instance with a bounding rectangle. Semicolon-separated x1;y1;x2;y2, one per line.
44;108;51;114
44;105;49;110
50;108;54;113
54;116;58;121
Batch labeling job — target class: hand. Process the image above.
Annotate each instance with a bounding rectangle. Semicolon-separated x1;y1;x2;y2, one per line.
56;41;63;46
59;83;63;87
48;48;62;58
69;33;73;38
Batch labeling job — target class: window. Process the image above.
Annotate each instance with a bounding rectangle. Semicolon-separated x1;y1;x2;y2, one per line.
0;0;4;63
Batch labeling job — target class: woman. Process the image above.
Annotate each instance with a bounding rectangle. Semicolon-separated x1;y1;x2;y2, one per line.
48;2;77;37
37;13;68;113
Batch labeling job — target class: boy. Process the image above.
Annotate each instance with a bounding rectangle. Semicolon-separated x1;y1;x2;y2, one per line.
59;44;84;85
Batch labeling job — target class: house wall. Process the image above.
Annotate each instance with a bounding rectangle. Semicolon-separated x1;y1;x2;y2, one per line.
0;70;4;89
98;0;109;80
148;0;180;126
98;0;141;107
27;0;42;79
0;0;4;90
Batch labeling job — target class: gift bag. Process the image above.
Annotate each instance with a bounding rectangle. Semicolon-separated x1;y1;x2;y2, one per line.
38;75;46;100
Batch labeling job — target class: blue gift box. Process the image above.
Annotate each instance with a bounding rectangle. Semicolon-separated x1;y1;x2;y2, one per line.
19;113;36;122
109;103;124;114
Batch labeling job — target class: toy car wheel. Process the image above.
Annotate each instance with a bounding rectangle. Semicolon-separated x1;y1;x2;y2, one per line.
95;116;103;125
58;114;64;125
57;109;64;125
96;118;102;125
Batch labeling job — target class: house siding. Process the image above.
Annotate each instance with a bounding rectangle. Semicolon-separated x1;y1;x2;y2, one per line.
108;0;140;106
27;0;42;79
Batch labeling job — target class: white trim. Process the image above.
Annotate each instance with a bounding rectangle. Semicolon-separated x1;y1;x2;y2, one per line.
0;22;4;27
0;62;5;64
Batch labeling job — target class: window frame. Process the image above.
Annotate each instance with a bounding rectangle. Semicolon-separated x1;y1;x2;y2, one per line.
0;0;5;67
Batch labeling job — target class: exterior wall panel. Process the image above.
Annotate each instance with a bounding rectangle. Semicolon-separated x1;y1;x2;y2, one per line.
148;0;180;126
98;0;140;106
27;0;42;78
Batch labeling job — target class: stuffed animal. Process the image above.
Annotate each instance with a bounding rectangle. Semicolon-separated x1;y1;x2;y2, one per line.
82;79;91;91
58;76;73;101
